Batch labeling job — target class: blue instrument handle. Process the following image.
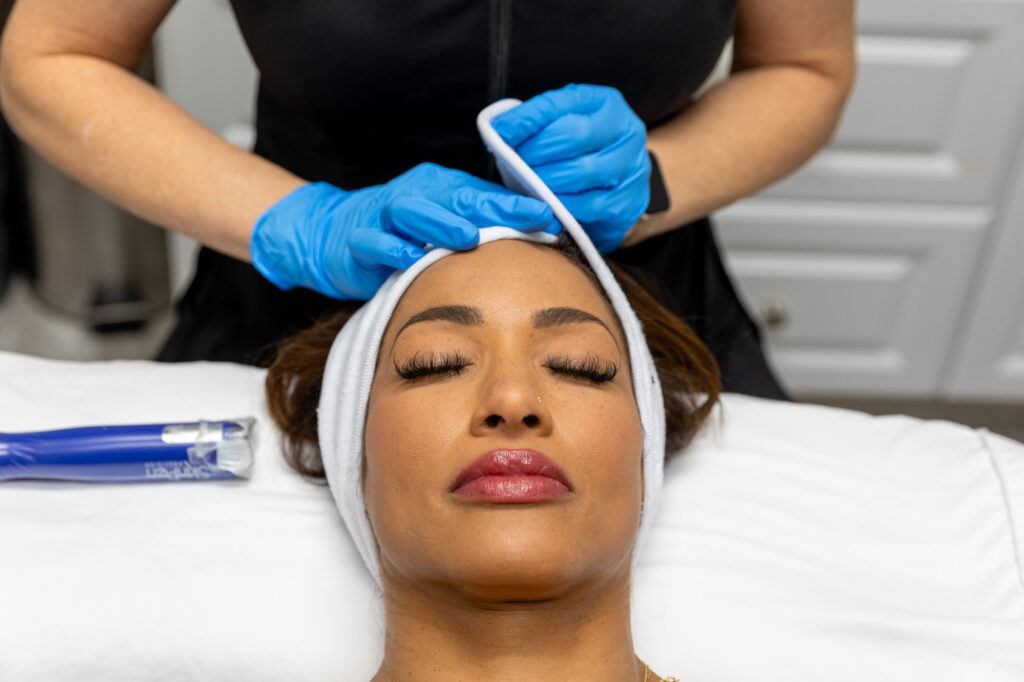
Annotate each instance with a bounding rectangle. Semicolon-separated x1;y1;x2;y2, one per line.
0;420;254;483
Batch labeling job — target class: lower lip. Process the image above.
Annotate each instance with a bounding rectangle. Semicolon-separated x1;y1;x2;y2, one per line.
452;475;572;503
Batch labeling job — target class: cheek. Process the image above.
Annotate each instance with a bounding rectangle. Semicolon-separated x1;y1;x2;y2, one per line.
551;388;644;574
558;386;642;465
361;389;468;544
555;388;644;510
364;389;467;470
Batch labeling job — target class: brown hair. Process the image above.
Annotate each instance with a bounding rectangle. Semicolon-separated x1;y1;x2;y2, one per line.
265;239;721;480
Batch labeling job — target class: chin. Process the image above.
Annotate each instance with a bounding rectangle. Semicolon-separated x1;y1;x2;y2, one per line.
446;561;587;604
439;526;633;603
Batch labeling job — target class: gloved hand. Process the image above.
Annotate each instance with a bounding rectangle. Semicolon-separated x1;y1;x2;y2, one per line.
491;83;651;253
250;163;555;299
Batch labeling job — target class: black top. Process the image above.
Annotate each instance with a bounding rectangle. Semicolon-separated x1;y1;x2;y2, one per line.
158;0;787;399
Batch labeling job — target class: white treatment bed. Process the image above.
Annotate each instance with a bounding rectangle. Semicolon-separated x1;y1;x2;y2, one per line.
0;350;1021;681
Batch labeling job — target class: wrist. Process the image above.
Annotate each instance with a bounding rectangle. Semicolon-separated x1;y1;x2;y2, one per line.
645;150;671;216
615;151;670;249
619;212;662;248
250;181;345;292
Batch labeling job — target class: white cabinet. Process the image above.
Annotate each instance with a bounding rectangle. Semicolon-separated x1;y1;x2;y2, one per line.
719;201;986;396
718;0;1024;399
766;3;1024;206
948;139;1024;400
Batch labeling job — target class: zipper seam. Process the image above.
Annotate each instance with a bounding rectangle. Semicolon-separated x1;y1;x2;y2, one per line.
485;0;513;180
487;0;513;104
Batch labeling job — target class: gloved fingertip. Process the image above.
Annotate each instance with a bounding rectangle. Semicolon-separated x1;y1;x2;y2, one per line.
529;201;555;226
493;109;542;148
400;246;427;270
518;212;561;234
458;228;481;250
490;114;519;144
515;202;557;233
440;213;481;250
542;220;563;236
440;232;479;251
490;114;510;135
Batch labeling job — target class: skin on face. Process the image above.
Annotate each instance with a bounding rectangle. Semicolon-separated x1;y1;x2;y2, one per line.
363;240;644;603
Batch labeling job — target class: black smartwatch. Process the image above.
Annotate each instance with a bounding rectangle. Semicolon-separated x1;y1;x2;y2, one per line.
646;150;670;215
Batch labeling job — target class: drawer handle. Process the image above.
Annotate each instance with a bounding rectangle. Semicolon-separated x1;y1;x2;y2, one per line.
759;297;789;330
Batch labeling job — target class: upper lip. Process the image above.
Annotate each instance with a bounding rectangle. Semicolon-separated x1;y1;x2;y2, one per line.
450;449;573;492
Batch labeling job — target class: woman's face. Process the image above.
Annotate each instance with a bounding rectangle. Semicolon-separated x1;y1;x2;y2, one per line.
363;240;643;601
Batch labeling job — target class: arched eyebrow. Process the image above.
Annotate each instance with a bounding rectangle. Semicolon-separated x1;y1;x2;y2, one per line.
391;304;619;351
532;307;619;349
394;305;483;340
390;305;483;354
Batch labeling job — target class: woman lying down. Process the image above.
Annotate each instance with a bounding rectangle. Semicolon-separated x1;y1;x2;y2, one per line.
265;227;721;681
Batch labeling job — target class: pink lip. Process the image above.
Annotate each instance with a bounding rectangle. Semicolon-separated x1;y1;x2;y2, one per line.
450;449;573;503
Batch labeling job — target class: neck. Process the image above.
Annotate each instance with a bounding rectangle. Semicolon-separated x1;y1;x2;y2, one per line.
371;569;643;682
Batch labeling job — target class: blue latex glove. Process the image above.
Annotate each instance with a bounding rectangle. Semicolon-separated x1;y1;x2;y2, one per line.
250;163;555;299
491;84;651;253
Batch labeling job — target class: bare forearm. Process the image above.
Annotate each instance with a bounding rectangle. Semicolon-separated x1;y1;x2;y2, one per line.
630;63;852;244
0;52;303;261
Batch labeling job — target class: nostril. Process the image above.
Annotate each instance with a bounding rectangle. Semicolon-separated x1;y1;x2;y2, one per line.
523;414;539;428
484;414;502;428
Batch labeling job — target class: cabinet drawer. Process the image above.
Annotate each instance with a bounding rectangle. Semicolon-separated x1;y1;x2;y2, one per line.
763;0;1024;205
716;200;987;397
726;252;907;349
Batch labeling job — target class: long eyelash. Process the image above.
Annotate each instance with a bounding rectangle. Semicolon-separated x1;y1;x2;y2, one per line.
543;354;618;384
394;351;472;380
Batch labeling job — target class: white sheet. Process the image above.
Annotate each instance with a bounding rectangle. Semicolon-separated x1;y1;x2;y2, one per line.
1;351;1021;681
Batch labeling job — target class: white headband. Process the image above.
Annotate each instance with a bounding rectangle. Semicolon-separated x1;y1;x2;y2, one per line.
317;101;666;585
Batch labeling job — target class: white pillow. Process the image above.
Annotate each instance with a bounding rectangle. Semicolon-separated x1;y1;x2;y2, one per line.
1;351;1021;681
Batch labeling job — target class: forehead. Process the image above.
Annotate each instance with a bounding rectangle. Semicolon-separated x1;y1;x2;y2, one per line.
386;240;620;334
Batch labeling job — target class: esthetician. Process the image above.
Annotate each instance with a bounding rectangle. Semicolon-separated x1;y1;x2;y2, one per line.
0;0;854;398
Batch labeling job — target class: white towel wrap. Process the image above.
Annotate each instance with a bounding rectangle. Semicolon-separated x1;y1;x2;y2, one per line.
317;100;666;585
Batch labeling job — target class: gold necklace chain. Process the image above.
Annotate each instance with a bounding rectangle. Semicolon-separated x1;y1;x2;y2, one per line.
643;662;680;682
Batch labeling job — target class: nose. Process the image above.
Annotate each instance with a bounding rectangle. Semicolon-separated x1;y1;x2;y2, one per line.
470;361;553;438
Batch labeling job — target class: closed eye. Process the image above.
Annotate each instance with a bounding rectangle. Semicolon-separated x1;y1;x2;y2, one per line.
394;351;472;380
543;354;617;384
